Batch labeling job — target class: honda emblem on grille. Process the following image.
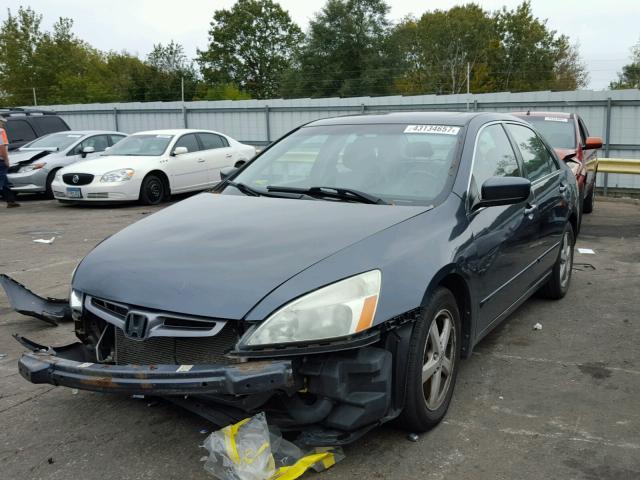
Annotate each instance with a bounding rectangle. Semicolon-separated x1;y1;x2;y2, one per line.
124;312;148;340
72;175;80;184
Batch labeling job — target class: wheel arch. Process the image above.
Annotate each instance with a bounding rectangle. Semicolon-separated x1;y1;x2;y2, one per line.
143;169;171;200
422;266;474;359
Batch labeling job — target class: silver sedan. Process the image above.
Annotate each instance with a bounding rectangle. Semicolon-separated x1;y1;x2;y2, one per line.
7;131;126;197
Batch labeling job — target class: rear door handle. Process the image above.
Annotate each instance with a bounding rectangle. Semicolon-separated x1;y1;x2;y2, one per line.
524;204;537;216
197;159;205;163
559;183;568;193
225;154;233;158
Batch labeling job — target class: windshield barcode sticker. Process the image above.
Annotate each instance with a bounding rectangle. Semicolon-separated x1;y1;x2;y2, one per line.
544;117;568;123
404;125;460;135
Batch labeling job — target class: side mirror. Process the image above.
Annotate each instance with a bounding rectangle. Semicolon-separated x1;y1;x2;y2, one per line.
474;176;531;210
234;159;246;168
584;136;603;150
220;166;238;181
81;146;95;158
173;146;188;156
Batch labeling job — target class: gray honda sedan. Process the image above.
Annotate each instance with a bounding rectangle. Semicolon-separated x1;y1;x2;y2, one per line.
7;130;126;197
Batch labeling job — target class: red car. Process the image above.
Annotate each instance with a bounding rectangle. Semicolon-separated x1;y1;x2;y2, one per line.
512;111;602;214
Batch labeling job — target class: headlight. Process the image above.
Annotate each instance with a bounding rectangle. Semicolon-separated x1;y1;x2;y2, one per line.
69;289;83;320
55;170;63;182
100;169;135;183
18;162;46;173
243;270;381;346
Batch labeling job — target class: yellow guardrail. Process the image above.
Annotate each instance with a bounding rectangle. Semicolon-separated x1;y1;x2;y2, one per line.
598;158;640;175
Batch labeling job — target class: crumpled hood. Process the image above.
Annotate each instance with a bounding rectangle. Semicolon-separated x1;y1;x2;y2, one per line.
554;147;576;162
9;149;54;167
73;193;428;319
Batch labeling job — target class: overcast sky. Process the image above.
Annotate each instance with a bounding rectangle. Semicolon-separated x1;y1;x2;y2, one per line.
3;0;639;90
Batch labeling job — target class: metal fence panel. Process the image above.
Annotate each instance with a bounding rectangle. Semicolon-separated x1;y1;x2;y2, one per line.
39;89;640;189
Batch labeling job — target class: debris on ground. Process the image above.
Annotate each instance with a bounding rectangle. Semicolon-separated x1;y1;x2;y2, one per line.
33;237;55;244
0;353;7;359
533;323;542;331
47;457;54;465
71;389;78;395
203;412;344;480
406;433;419;442
200;428;209;434
577;248;596;254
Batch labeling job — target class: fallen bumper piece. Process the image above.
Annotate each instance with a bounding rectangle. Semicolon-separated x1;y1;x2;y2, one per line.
17;339;296;396
0;274;71;325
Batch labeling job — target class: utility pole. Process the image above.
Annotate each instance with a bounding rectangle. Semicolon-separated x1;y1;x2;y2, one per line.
181;77;185;103
466;62;470;111
32;87;37;106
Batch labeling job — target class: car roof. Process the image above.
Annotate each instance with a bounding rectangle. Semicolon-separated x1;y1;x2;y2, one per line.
511;111;574;119
46;130;125;136
132;129;216;136
305;111;522;127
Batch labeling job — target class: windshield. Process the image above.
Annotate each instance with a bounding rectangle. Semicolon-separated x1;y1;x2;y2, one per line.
520;116;576;149
22;132;84;150
230;123;463;205
104;134;173;156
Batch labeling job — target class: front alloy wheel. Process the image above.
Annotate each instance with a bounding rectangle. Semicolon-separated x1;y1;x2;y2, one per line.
422;309;456;410
398;287;461;432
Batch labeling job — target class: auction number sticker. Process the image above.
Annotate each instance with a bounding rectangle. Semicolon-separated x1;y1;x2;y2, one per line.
404;125;460;135
544;116;568;122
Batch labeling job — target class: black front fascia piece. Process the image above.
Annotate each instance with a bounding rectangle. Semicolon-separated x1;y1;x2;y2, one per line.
0;274;71;325
17;339;298;396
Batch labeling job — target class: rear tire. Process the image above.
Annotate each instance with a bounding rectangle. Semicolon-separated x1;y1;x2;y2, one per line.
538;224;574;299
139;174;166;205
397;287;461;432
583;187;594;214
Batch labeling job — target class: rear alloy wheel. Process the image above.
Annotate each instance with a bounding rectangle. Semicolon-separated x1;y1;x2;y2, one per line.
140;174;166;205
538;224;574;299
397;288;461;432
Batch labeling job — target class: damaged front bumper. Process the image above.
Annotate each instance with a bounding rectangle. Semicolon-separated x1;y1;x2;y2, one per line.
16;337;297;396
0;274;72;325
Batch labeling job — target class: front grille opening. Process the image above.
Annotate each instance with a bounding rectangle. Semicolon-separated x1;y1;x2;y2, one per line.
91;297;128;319
161;317;218;330
114;322;240;365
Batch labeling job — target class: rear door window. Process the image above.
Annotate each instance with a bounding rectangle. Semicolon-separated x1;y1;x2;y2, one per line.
198;133;229;150
5;119;37;143
506;124;556;182
32;116;69;134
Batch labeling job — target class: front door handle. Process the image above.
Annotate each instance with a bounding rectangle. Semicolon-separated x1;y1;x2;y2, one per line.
524;204;537;216
559;183;568;193
197;159;205;163
225;153;233;158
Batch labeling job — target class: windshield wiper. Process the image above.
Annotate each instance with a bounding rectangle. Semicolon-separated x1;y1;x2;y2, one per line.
266;186;388;205
226;180;263;197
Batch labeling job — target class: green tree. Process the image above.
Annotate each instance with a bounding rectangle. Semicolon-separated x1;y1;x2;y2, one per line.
197;0;302;99
390;5;500;95
610;39;640;89
282;0;392;98
0;7;43;105
492;1;587;91
146;41;199;101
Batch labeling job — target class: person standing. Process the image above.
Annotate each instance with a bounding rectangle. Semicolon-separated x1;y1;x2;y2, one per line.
0;118;20;208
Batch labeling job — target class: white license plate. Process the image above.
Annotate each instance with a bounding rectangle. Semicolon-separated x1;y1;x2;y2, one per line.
66;187;82;199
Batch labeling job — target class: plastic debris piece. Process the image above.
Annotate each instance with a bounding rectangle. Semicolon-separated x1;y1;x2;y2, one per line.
533;323;542;331
33;237;55;244
132;394;145;399
499;396;504;400
577;248;595;254
202;412;344;480
71;389;78;395
0;353;7;359
47;457;54;464
200;428;209;434
407;433;419;442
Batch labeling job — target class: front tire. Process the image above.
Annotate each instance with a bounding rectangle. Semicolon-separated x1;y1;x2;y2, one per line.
44;169;60;199
538;224;574;299
139;174;166;205
397;287;461;432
